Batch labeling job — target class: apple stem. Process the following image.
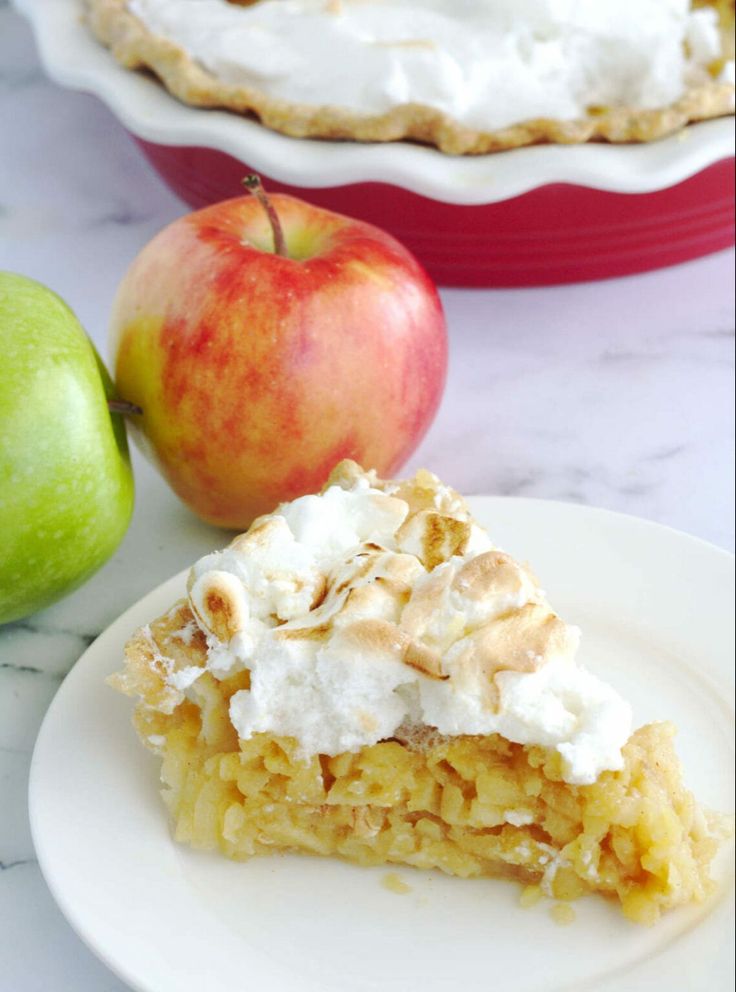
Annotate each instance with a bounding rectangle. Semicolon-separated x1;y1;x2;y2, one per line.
242;174;288;258
108;399;142;417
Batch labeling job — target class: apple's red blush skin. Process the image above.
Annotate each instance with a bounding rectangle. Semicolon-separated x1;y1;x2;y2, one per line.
111;194;447;528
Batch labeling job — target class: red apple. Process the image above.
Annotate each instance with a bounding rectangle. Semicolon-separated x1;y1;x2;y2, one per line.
110;181;447;528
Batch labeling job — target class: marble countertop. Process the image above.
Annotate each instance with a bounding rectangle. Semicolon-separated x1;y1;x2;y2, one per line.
0;3;734;989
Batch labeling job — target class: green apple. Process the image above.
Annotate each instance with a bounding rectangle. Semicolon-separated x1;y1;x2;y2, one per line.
0;272;134;624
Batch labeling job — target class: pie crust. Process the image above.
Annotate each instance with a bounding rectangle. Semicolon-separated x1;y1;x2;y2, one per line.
84;0;735;154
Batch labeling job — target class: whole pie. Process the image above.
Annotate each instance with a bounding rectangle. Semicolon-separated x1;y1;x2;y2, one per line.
111;461;730;924
83;0;736;154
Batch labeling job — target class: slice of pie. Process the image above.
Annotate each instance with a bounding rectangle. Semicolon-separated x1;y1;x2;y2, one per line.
111;461;728;924
85;0;735;154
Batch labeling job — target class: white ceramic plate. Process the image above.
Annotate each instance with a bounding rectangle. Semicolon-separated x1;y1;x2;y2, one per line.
15;0;736;204
29;498;735;992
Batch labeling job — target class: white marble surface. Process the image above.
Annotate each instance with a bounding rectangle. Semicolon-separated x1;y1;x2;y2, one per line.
0;2;734;989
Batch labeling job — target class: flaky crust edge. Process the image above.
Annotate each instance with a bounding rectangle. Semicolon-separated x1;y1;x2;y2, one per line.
84;0;735;155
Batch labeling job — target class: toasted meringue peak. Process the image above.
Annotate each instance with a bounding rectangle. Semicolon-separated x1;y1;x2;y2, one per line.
446;604;579;709
402;640;447;681
189;570;249;643
452;551;536;603
229;515;287;555
390;468;469;519
399;562;457;643
158;461;633;783
328;618;407;660
324;458;379;493
396;509;472;570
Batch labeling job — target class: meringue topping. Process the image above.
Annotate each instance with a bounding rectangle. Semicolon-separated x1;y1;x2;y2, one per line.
128;0;727;132
169;462;633;785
